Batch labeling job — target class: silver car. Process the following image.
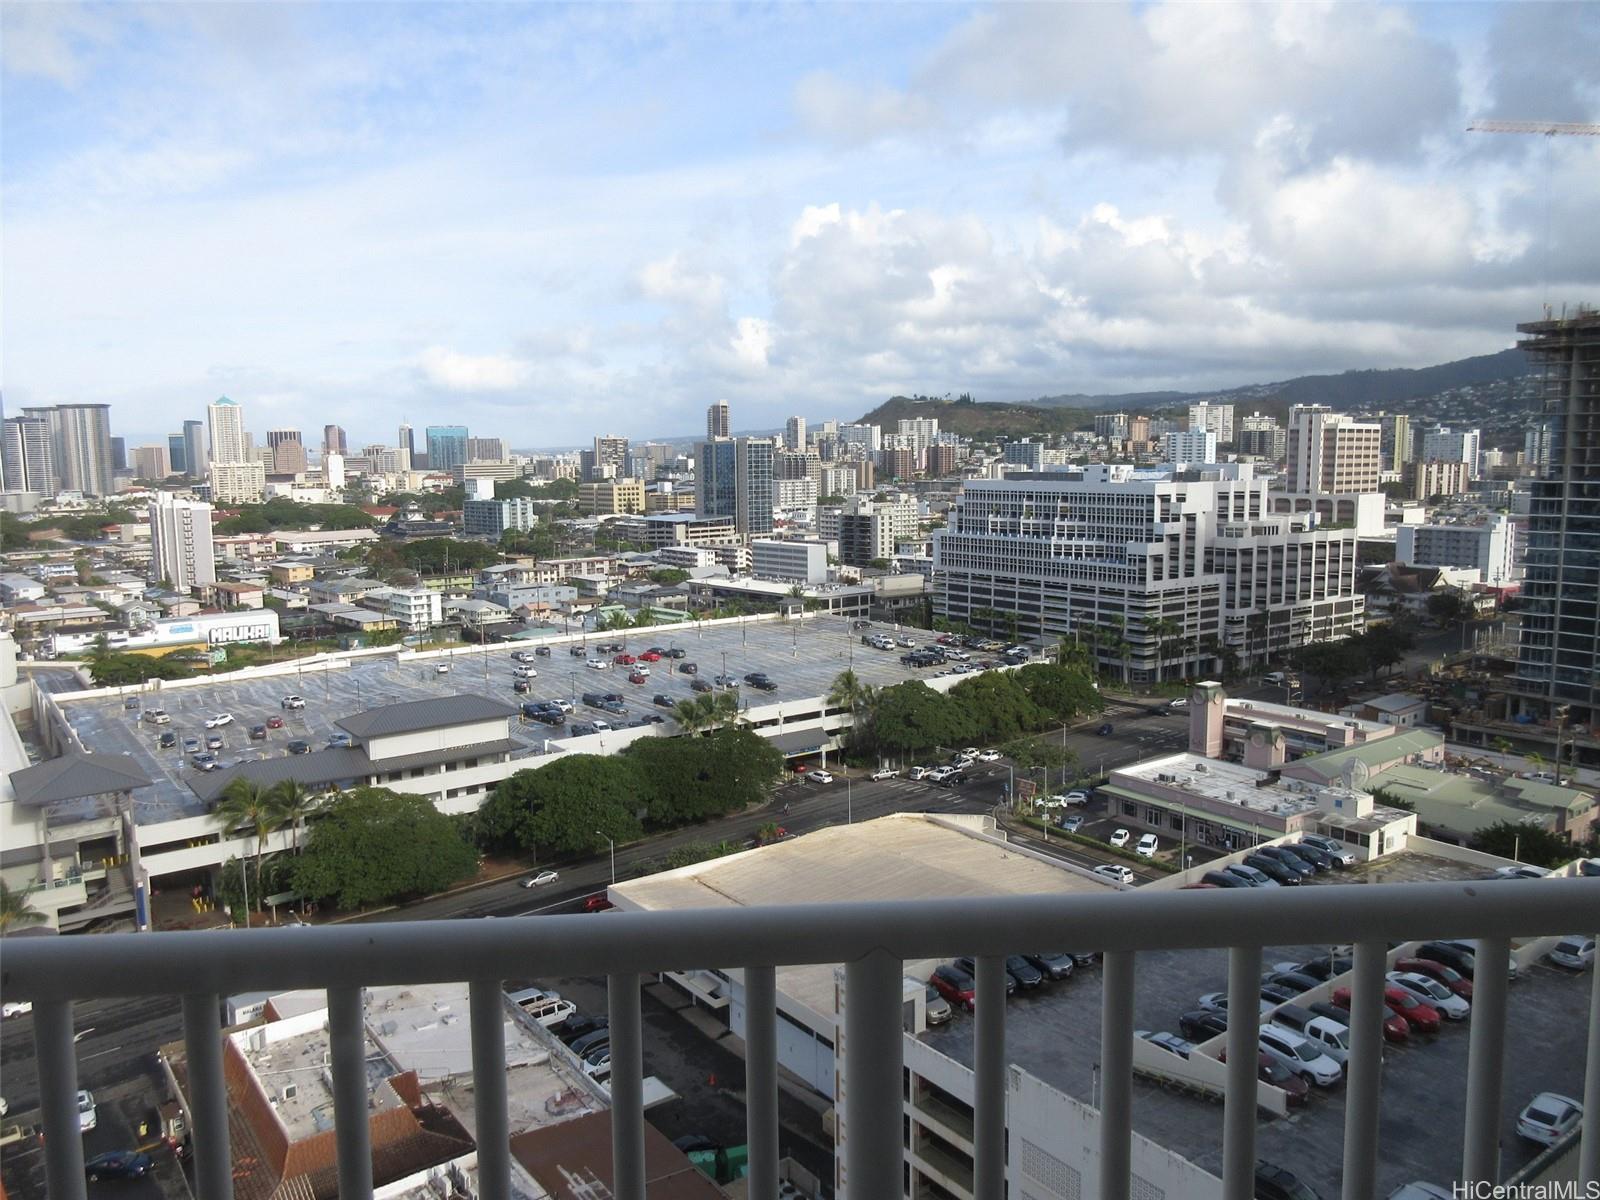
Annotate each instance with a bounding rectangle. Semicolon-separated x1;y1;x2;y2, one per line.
920;982;953;1026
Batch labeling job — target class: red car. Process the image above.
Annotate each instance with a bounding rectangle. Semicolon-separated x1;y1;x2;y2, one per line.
614;653;636;665
584;894;614;912
1333;985;1441;1034
791;762;813;774
929;965;976;1011
628;672;648;684
1217;1048;1310;1108
266;715;285;730
638;651;661;662
1394;957;1474;1000
1325;992;1410;1043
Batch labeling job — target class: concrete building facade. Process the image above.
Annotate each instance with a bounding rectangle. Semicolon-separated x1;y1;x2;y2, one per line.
147;492;217;591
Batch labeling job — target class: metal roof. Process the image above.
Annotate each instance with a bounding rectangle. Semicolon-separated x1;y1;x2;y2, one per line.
190;748;373;804
8;752;152;808
334;695;516;740
1286;729;1443;782
765;728;828;756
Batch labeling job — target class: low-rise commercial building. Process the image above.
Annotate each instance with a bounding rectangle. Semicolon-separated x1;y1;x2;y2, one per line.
1396;514;1516;586
752;538;829;584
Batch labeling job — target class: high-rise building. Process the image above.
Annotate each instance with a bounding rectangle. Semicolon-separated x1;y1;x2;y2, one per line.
266;429;308;475
1513;307;1600;715
148;491;217;591
736;438;776;538
398;422;415;462
591;435;629;480
131;445;171;481
1162;430;1218;464
578;478;646;516
1286;405;1381;495
1396;515;1516;587
1406;458;1471;500
1187;402;1236;445
1420;427;1482;480
1094;413;1130;441
1;414;57;495
207;397;247;466
926;444;961;477
838;493;919;566
425;426;469;474
934;464;1363;678
784;416;807;452
1525;422;1555;475
1003;441;1045;471
698;438;737;522
323;425;347;458
1237;412;1286;460
462;497;538;538
839;423;881;454
110;437;127;471
167;434;188;476
1370;413;1412;471
208;460;267;505
897;417;940;453
182;420;205;480
882;447;917;480
1127;415;1151;446
467;437;506;462
40;404;115;495
707;401;730;440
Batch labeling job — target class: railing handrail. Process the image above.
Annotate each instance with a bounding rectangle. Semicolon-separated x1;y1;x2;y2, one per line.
6;878;1596;1001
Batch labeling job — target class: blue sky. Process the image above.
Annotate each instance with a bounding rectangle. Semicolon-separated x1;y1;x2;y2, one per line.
3;2;1597;451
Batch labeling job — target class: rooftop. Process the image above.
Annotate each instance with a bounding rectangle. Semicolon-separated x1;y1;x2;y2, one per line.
1223;697;1391;739
1110;753;1323;818
334;694;516;739
1286;729;1444;783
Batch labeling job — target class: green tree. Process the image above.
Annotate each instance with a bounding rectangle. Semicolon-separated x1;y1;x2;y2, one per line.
214;779;285;914
1471;820;1576;869
948;671;1043;744
1427;589;1471;630
270;781;323;854
1014;663;1103;720
871;681;973;754
479;757;643;856
648;568;690;586
0;879;47;933
292;787;478;910
626;727;783;825
1144;616;1183;683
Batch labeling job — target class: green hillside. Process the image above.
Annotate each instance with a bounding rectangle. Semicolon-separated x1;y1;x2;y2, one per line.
858;395;1093;440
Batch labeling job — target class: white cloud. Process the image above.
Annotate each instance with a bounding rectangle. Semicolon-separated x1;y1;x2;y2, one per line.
417;347;531;393
792;71;938;146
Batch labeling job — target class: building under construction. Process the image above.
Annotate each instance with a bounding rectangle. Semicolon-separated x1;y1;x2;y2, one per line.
1512;305;1600;722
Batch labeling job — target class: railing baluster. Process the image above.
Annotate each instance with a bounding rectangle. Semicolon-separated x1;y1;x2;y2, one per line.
1222;944;1261;1200
1340;940;1387;1200
328;985;373;1200
1583;941;1600;1187
1098;950;1135;1200
1463;935;1511;1185
608;972;645;1200
182;993;234;1200
34;999;87;1200
469;978;511;1200
973;955;1007;1200
845;948;904;1199
744;965;779;1200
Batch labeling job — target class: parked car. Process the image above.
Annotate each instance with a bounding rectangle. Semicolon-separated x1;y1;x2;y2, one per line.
955;957;1017;996
1261;971;1322;996
512;679;531;694
586;659;607;670
1135;833;1159;858
1059;814;1085;833
1254;1160;1323;1200
1332;985;1440;1033
1516;1092;1583;1146
521;870;559;888
1393;958;1473;999
807;770;834;784
977;749;1001;762
1200;870;1248;888
281;695;306;710
918;980;953;1026
1299;833;1357;866
1310;998;1409;1044
569;1028;610;1059
1223;863;1279;888
908;766;930;781
584;894;614;912
1269;1004;1354;1067
84;1151;153;1182
870;767;899;781
553;1013;607;1043
1179;1008;1229;1041
1548;935;1596;971
1279;842;1333;872
1254;1056;1311;1109
652;693;674;708
1243;852;1302;886
1096;723;1114;736
1256;845;1316;878
929;965;976;1011
1004;955;1044;989
1093;863;1135;885
157;730;177;749
266;715;285;729
1435;938;1519;980
1414;940;1479;980
1276;955;1351;982
1387;972;1470;1020
1022;953;1075;981
204;733;224;750
1137;1030;1195;1059
1108;828;1130;848
287;740;310;755
628;671;649;684
248;724;267;741
190;753;218;771
435;663;451;674
1258;1025;1343;1086
204;713;234;729
690;678;713;693
78;1089;97;1131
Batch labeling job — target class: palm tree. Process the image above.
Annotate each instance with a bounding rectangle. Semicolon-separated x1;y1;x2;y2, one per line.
827;669;867;714
0;880;47;934
1145;617;1183;684
270;781;322;855
672;699;705;735
214;779;285;915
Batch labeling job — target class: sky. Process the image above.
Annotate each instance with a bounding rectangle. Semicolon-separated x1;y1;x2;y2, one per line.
3;2;1598;451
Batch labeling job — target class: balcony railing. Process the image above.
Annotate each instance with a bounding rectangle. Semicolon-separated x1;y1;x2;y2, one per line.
4;879;1599;1200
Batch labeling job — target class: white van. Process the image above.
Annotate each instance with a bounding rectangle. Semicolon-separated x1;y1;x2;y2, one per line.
509;989;577;1028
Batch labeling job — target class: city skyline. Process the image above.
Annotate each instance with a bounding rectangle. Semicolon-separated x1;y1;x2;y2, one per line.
4;2;1596;448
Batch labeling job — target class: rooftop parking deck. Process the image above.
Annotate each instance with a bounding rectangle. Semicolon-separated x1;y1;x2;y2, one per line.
52;614;973;823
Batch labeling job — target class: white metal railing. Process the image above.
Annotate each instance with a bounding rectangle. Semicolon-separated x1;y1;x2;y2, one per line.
4;879;1599;1200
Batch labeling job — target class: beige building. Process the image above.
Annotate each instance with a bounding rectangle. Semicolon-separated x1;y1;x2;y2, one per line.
207;460;267;504
578;477;645;515
1287;405;1381;495
1407;458;1472;500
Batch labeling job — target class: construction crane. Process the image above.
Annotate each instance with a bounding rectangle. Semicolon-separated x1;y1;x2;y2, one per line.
1467;120;1600;136
1467;119;1600;301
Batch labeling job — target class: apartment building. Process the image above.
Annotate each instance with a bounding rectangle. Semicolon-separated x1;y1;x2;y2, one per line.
1286;405;1381;494
1236;412;1285;460
1420;426;1482;480
207;460;267;504
147;492;217;591
1396;514;1516;587
1003;440;1045;471
462;497;538;538
1187;402;1235;444
1407;458;1472;501
613;512;739;549
1162;429;1217;464
577;477;644;515
933;465;1363;680
386;587;444;631
1094;412;1130;440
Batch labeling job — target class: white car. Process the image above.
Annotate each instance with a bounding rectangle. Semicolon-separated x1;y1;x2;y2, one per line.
552;699;574;713
204;713;234;729
435;663;451;675
586;659;607;670
1516;1092;1582;1146
977;750;1001;763
870;767;899;781
521;870;560;888
1135;833;1159;858
1167;697;1188;709
1548;935;1596;971
1109;828;1131;849
807;769;834;784
78;1089;97;1132
281;695;306;710
1092;863;1135;885
961;747;979;757
1258;1025;1343;1087
1;1000;33;1019
1063;790;1089;804
1387;972;1470;1020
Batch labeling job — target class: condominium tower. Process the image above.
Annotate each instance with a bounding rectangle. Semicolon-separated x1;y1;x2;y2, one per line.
207;397;248;466
148;491;217;590
1286;406;1381;495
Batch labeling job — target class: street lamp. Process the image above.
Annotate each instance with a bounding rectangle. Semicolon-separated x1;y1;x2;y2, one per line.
595;830;616;885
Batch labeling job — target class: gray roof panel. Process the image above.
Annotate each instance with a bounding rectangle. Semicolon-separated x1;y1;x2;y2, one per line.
8;752;153;808
190;748;374;804
334;694;517;740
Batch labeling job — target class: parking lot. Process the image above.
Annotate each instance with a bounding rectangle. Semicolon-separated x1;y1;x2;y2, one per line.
54;615;971;819
919;860;1596;1195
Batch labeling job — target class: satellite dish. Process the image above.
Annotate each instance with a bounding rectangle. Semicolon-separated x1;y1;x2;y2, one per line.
1344;760;1370;791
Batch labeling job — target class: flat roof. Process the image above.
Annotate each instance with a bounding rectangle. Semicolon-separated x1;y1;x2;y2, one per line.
335;694;516;739
1110;753;1322;818
1223;697;1391;738
613;813;1111;1015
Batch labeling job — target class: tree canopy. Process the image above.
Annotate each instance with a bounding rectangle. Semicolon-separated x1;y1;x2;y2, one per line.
947;671;1044;744
87;651;196;685
478;756;643;857
292;787;477;910
1471;820;1580;869
872;681;974;754
1014;663;1104;720
626;728;782;825
213;498;377;535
